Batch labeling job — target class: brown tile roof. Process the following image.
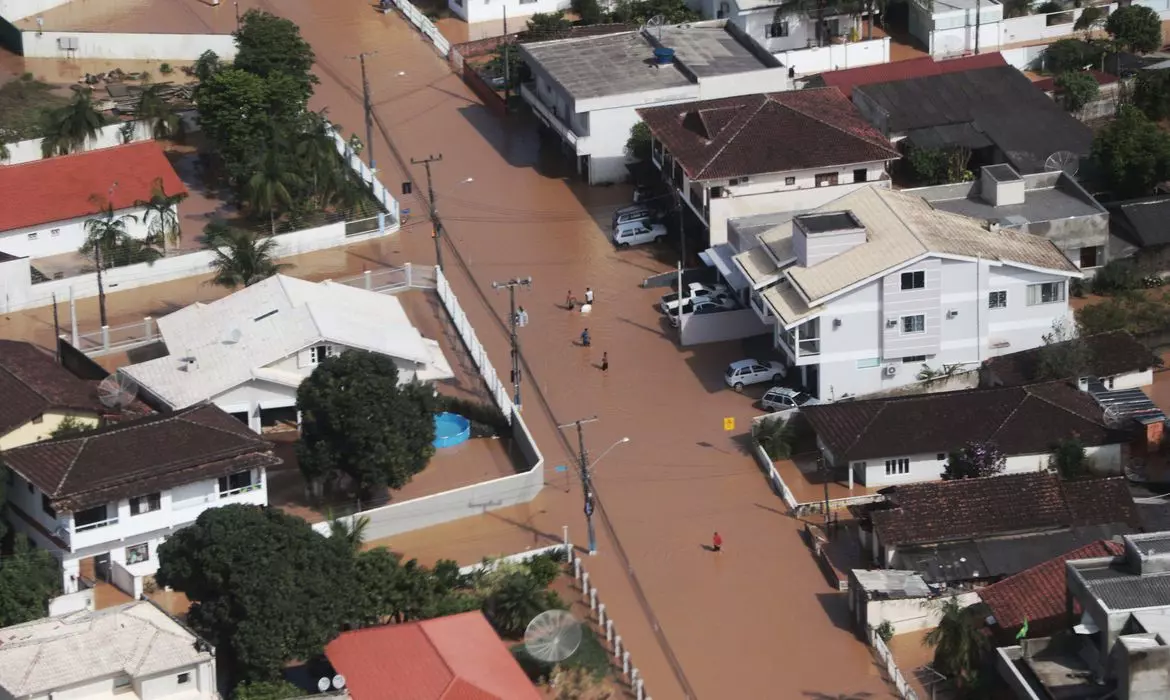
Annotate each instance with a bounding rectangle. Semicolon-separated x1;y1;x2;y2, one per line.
979;539;1124;640
802;382;1122;463
0;340;106;435
819;52;1008;98
636;88;898;181
981;331;1159;387
1;404;281;513
870;472;1141;548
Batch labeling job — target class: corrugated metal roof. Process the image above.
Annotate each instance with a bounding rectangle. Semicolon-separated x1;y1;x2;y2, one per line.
1086;378;1166;425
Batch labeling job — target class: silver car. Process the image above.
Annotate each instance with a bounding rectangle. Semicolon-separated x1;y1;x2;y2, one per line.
760;386;820;412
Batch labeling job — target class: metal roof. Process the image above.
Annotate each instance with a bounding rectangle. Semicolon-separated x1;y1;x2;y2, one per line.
1086;378;1166;425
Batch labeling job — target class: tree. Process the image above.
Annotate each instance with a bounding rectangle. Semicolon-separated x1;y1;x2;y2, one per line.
1050;437;1092;480
40;90;105;158
1106;5;1162;54
0;139;8;161
777;0;831;47
136;178;188;251
1092;105;1170;199
193;50;222;82
1044;39;1104;74
1134;69;1170;121
248;143;303;235
1037;318;1091;380
327;514;370;552
1074;5;1106;39
571;0;604;24
1055;71;1099;113
942;440;1006;480
625;121;651;162
156;505;358;681
610;0;699;24
754;416;798;460
195;69;293;187
202;224;291;289
50;415;93;438
0;534;62;627
81;201;140;327
232;681;304;700
484;570;552;638
924;597;989;687
352;548;478;626
526;11;572;38
233;10;319;106
296;351;436;496
137;84;181;140
906;145;972;185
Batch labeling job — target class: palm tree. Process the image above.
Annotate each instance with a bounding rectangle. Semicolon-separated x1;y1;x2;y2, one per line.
81;200;139;327
202;224;291;289
297;116;344;209
248;144;303;236
136;85;181;140
327;513;370;552
483;570;547;638
924;597;989;688
136;178;188;251
41;90;105;158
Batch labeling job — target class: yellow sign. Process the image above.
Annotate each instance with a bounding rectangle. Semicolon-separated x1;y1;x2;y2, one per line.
723;417;736;431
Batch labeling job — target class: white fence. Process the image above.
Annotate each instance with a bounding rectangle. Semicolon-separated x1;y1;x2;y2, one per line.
19;31;238;61
109;560;142;599
779;37;890;76
2;120;153;166
750;435;798;512
330;128;401;226
390;0;451;57
435;267;513;416
457;543;564;575
870;627;920;700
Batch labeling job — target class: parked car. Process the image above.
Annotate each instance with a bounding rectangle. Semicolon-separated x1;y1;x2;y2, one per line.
660;282;730;313
611;204;658;229
613;221;668;248
760;386;820;412
724;359;786;391
669;296;737;326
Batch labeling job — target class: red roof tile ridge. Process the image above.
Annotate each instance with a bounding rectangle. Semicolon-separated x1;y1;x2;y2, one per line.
772;88;899;156
175;404;270;446
51;436;91;498
1022;383;1102;424
420;619;470;699
693;95;770;180
986;387;1031;444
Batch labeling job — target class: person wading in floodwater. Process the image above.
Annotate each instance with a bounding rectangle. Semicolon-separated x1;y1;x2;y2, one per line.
565;290;576;310
601;352;609;372
580;328;591;347
585;287;594;306
712;531;723;553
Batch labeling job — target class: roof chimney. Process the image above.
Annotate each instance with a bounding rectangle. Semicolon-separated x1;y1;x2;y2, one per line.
792;211;867;267
980;164;1025;207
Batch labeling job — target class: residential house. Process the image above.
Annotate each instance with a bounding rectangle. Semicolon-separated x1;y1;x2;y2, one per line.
698;0;873;55
802;382;1127;488
981;331;1159;391
728;186;1081;399
637;87;899;250
814;51;1008;98
120;274;454;432
847;569;982;636
862;472;1141;571
852;65;1094;176
909;163;1111;272
0;142;187;261
0;340;107;449
979;538;1126;644
1108;194;1170;259
907;0;1003;58
447;0;564;28
325;611;543;700
997;532;1170;699
517;20;790;185
2;404;281;596
0;601;216;700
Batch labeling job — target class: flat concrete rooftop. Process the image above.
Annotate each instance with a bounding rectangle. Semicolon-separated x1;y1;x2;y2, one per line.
14;0;237;35
913;173;1104;226
521;22;772;101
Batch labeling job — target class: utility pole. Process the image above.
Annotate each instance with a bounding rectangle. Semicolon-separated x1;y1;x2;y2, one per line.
559;416;600;555
412;154;444;269
347;51;378;170
234;0;241;30
491;276;532;408
502;7;510;112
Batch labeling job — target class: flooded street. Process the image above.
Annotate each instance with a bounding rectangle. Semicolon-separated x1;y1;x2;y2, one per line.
0;2;896;697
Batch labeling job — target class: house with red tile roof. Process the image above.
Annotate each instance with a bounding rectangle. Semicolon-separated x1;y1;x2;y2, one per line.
325;611;542;700
817;52;1007;98
0;142;187;261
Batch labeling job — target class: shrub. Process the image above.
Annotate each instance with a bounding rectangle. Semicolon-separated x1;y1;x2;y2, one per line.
1091;258;1141;295
754;416;797;460
1044;39;1103;74
484;570;550;638
1055;71;1099;112
875;620;895;643
434;394;508;436
159;63;173;74
1036;0;1063;13
526;553;562;588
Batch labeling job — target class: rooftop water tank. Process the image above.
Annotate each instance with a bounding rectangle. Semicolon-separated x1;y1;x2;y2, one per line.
653;47;675;66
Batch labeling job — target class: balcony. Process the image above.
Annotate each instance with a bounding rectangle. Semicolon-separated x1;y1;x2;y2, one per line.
519;83;580;151
75;516;119;533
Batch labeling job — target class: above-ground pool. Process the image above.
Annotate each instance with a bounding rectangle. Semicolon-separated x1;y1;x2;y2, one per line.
433;412;471;448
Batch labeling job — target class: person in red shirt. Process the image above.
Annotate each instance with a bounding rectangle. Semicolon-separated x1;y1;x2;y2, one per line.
712;531;723;553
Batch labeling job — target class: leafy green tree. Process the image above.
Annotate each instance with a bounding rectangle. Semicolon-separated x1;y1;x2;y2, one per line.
50;415;94;438
1044;39;1103;74
1076;290;1170;336
1037;318;1091;381
1055;71;1099;112
611;0;699;24
526;11;572;38
1107;5;1162;54
327;514;370;552
906;145;971;185
484;570;553;638
81;201;142;327
572;0;605;23
1092;105;1170;199
1050;437;1092;480
296;351;436;496
1091;258;1140;295
40;91;106;157
232;680;304;700
193;50;222;82
233;10;319;106
202;224;291;289
754;416;797;460
1134;69;1170;121
136;177;188;251
924;597;989;687
137;84;181;140
1074;5;1106;39
352;548;478;625
0;140;9;161
248;143;303;235
943;440;1005;480
156;505;358;681
626;121;651;162
0;534;62;627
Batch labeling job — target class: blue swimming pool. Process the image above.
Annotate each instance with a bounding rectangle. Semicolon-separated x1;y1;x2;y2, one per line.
433;412;471;448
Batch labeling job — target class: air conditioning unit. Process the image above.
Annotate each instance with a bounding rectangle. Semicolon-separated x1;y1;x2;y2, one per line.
57;36;79;50
883;364;898;377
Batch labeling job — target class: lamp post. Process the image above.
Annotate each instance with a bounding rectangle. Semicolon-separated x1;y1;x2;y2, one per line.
491;277;532;408
558;417;630;556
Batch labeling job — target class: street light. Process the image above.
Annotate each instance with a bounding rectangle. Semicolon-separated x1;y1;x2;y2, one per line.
491;276;532;408
590;437;631;470
559;417;630;556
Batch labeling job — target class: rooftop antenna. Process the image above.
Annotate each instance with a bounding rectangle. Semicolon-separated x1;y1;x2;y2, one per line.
98;373;138;411
523;609;583;663
1044;151;1080;177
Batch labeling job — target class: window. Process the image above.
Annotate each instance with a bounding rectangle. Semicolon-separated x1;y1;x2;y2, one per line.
309;344;335;364
1027;281;1066;306
884;458;910;476
75;504;112;531
126;543;149;565
31;413;43;424
936;453;946;461
130;492;161;515
815;172;839;187
856;357;880;369
1080;245;1104;268
988;290;1007;309
50;228;60;237
42;495;55;518
901;315;925;334
853;168;868;183
902;355;927;363
765;21;789;38
177;674;191;685
900;270;925;290
784;176;796;186
729;176;751;186
27;232;37;241
219;470;255;496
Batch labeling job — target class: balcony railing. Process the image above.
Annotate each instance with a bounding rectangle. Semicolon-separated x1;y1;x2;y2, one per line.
219;484;262;499
75;516;119;533
798;339;821;357
519;83;578;149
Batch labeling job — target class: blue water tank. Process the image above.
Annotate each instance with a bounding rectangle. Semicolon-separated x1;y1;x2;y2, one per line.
653;47;675;66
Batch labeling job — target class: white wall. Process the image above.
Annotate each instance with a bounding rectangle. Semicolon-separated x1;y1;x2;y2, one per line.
20;32;239;62
858;447;1051;487
679;307;770;345
137;663;215;700
1005;443;1123;476
733;9;816;54
1;121;153;166
448;0;570;24
777;37;890;76
0;0;69;20
0;206;152;260
48;587;94;615
865;590;982;635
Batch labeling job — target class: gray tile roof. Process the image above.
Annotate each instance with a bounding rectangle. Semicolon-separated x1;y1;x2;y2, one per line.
1077;564;1170;610
911;171;1105;227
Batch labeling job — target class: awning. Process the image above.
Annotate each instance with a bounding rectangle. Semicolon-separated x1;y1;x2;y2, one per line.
733;246;783;289
699;244;749;291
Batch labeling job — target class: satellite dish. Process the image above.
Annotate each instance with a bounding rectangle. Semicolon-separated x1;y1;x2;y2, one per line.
331;675;346;690
98;374;138;410
523;610;582;662
1044;151;1080;177
642;14;666;40
316;678;330;693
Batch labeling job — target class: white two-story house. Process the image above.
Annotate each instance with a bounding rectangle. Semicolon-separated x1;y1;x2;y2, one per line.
120;274;454;432
2;403;280;597
700;0;869;53
731;185;1081;400
637;86;899;253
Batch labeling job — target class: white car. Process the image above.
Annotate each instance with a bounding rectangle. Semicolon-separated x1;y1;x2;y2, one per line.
724;359;787;391
660;282;730;313
613;221;667;248
669;296;737;326
760;386;820;412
